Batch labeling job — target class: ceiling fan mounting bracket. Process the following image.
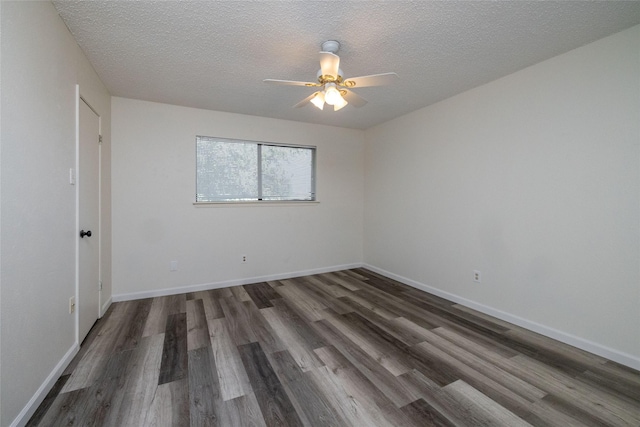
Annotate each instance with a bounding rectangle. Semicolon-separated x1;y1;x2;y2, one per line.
321;40;340;54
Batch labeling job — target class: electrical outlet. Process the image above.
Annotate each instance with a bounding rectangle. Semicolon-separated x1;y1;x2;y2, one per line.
473;270;482;283
170;260;178;271
69;296;76;314
241;255;247;264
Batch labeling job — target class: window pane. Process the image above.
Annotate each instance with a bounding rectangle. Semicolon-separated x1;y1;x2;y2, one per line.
261;145;313;201
196;136;315;203
196;138;258;201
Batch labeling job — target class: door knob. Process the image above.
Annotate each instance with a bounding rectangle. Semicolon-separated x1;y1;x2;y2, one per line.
80;230;92;238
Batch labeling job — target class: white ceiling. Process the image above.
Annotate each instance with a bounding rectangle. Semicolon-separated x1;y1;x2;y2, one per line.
52;1;640;130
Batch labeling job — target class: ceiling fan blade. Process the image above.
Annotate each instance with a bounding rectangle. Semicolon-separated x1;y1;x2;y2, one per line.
342;72;398;88
342;90;368;107
293;92;321;108
319;52;340;79
264;79;318;87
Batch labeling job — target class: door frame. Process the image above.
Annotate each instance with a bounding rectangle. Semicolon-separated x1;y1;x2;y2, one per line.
75;85;103;345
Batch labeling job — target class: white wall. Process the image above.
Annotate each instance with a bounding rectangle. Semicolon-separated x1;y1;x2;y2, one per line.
364;25;640;367
0;2;111;425
111;98;364;298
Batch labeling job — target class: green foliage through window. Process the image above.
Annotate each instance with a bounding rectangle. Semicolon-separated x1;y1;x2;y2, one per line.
196;136;316;202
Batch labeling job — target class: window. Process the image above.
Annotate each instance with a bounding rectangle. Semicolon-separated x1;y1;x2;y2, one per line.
196;136;316;202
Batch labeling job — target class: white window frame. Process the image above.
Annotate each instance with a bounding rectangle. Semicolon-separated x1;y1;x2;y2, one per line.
195;136;317;204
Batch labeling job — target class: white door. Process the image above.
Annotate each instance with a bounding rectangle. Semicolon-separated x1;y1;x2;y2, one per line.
78;98;100;343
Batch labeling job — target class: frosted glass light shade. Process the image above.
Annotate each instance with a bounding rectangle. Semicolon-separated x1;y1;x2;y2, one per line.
324;83;342;105
333;96;348;111
310;92;325;110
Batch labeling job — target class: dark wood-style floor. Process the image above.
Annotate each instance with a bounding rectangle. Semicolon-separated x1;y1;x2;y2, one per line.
29;269;640;426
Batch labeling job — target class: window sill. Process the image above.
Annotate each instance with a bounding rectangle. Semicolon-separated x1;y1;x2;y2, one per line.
193;201;319;208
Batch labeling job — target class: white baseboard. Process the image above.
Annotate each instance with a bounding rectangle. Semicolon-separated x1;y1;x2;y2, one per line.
109;261;640;370
363;263;640;371
112;263;364;302
10;343;79;427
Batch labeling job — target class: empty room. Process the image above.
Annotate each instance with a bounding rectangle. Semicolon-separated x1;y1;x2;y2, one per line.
1;1;639;426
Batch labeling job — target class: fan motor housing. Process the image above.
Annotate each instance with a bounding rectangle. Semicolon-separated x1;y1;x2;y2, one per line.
317;68;344;85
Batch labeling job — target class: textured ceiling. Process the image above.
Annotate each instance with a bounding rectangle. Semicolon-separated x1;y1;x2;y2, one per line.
52;1;640;130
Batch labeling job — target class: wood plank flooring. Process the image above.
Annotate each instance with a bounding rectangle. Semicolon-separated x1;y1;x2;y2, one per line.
29;269;640;426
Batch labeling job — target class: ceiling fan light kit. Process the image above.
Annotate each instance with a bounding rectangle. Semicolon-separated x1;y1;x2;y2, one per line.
264;40;398;112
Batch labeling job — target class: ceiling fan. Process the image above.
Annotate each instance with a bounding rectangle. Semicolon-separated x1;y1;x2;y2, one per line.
264;40;398;111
